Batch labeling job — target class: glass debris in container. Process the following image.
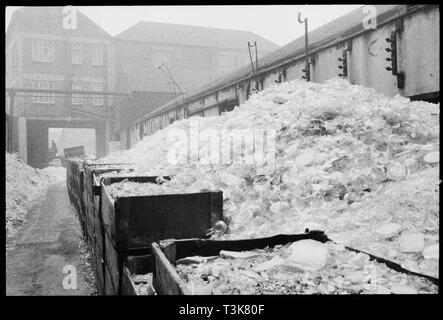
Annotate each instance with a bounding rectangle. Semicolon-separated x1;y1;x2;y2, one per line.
99;78;439;272
174;241;438;295
130;273;156;295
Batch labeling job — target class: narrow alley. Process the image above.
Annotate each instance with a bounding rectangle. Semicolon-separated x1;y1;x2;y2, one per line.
6;170;95;296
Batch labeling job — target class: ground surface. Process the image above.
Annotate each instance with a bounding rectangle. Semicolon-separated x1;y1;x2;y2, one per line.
6;168;96;296
6;153;51;238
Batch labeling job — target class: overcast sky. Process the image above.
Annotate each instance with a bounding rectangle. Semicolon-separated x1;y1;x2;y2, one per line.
6;5;363;46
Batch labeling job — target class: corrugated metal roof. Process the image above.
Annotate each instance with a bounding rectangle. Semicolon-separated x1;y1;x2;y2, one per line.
115;21;279;52
138;5;410;122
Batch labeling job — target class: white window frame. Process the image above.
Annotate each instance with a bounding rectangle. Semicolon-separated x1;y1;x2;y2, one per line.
32;39;55;63
92;83;104;106
71;83;83;105
32;80;55;104
92;45;104;66
71;43;83;64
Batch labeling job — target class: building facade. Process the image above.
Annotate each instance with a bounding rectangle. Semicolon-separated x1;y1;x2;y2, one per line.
6;7;280;162
6;7;115;167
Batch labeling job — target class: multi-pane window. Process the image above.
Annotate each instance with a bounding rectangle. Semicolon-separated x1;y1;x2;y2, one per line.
71;43;83;64
32;39;55;62
92;83;104;106
71;83;83;105
92;45;104;66
32;80;55;104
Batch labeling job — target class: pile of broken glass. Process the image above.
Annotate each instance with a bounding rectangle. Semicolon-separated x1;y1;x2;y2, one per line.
102;78;439;280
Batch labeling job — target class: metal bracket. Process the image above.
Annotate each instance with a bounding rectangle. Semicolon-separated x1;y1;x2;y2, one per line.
384;28;405;89
338;50;348;78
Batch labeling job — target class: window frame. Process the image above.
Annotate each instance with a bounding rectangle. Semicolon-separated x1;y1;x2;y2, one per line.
32;39;55;63
32;80;55;104
71;83;83;105
92;45;104;66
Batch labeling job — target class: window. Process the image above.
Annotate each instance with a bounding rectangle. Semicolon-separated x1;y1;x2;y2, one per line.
92;83;104;106
32;39;54;62
32;81;55;104
71;83;83;105
92;45;104;66
153;48;174;68
71;43;83;64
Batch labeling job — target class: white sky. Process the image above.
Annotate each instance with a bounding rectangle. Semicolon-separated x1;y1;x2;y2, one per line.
5;5;363;46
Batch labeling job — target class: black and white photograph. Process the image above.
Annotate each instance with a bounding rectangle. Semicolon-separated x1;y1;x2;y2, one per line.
4;4;439;301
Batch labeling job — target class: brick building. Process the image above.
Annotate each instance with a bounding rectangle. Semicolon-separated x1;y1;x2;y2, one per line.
6;7;279;163
6;6;115;167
